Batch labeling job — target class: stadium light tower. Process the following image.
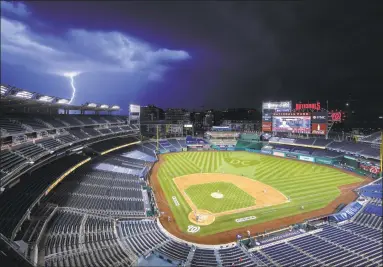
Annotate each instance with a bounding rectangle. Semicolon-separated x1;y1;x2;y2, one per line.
63;72;80;104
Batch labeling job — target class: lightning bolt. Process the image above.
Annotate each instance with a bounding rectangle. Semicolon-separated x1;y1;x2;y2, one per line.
63;72;80;104
68;75;76;104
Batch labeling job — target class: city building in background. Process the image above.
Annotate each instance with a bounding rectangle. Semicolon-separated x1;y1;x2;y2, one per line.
128;104;140;125
164;108;191;124
140;105;164;122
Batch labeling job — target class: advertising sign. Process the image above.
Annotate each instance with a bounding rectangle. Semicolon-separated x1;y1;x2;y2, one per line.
272;116;311;133
311;123;327;135
262;101;292;112
316;158;333;165
262;122;272;132
299;155;314;162
329;202;363;222
262;111;273;122
311;111;328;123
329;112;342;122
295;102;321;111
273;151;285;157
360;164;381;174
286;153;299;159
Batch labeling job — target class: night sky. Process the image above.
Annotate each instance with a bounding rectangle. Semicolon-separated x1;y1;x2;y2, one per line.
1;1;382;116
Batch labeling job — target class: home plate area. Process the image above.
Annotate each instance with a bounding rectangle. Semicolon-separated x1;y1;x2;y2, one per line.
188;210;216;226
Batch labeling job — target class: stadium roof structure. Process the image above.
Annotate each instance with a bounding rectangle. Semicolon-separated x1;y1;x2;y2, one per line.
0;84;120;112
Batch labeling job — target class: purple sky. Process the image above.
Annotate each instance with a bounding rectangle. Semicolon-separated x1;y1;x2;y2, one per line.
1;1;382;116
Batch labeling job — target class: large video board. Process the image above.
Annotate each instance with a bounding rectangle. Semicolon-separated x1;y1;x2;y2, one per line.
272;114;311;133
262;101;292;132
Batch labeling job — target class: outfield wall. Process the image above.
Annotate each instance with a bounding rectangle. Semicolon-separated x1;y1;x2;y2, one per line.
244;148;377;179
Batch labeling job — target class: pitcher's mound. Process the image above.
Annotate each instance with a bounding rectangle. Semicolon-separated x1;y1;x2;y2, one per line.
188;210;216;226
211;192;224;199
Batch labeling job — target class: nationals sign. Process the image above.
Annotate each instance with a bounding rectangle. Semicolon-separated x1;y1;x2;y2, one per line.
296;102;321;111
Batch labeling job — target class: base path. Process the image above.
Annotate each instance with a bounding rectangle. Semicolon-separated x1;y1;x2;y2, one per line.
149;154;373;245
174;173;288;220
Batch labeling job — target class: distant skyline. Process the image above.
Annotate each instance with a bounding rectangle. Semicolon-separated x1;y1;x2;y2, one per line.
1;1;382;116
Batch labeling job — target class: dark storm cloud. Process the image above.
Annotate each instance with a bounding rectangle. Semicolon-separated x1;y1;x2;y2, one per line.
2;1;382;112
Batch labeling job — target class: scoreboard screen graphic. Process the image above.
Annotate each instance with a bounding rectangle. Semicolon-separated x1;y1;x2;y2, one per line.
272;116;311;133
311;123;327;135
262;122;272;132
262;101;292;132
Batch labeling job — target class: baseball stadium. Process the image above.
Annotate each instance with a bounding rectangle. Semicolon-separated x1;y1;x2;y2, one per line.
0;86;382;267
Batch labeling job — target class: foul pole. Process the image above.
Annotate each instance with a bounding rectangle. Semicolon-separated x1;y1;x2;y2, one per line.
380;131;382;177
156;124;159;152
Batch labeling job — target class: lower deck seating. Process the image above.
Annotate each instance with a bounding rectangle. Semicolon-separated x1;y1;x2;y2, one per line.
156;241;190;262
219;246;254;267
191;248;218;267
353;209;382;230
120;220;168;256
261;242;320;266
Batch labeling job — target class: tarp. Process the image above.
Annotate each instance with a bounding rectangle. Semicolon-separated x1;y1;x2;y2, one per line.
329;201;363;222
360;191;382;199
360;184;383;199
364;204;383;217
361;185;383;193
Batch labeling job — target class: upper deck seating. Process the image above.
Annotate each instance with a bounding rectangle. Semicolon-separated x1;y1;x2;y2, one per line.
35;138;62;150
0;154;87;238
15;143;46;159
7;115;47;131
0;150;26;173
0;117;25;134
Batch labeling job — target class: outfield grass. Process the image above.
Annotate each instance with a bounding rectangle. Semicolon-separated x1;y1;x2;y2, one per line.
185;182;255;213
157;151;362;236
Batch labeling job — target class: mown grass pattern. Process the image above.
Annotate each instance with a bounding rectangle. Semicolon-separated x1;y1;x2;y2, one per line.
185;182;256;213
157;151;362;236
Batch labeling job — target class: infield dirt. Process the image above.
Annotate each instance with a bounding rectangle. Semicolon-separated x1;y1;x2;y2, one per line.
174;173;288;217
149;154;372;245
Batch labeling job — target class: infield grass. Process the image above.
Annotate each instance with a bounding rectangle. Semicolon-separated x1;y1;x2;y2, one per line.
185;182;256;213
156;151;362;236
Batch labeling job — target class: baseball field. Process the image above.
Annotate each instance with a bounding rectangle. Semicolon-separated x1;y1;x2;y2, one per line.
152;151;364;237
